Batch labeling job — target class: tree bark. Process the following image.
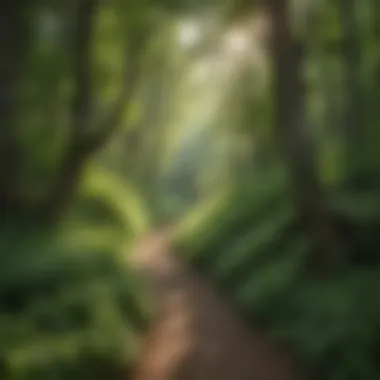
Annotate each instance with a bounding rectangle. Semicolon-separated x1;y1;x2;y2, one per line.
267;0;347;272
340;0;363;145
0;2;32;217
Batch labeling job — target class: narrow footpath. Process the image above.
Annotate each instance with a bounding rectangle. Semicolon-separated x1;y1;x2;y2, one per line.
128;230;307;380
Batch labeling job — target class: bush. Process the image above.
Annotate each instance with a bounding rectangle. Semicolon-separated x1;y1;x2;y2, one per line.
0;224;153;380
70;165;151;237
172;169;380;380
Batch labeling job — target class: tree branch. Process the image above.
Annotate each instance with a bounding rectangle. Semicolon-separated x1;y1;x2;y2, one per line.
38;0;99;221
69;0;98;144
40;19;151;221
81;27;150;155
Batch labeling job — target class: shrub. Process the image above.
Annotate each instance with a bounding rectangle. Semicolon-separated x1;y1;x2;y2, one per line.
172;169;380;380
0;223;153;380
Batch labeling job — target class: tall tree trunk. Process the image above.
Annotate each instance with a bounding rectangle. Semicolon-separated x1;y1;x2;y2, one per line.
267;0;346;272
0;2;32;217
340;0;363;143
339;0;365;186
374;0;380;83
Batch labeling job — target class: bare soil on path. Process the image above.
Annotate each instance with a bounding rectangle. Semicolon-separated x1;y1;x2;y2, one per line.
128;230;307;380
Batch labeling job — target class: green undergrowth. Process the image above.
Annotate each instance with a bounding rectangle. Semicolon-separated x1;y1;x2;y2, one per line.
172;168;380;380
0;225;153;380
70;165;151;236
0;171;153;380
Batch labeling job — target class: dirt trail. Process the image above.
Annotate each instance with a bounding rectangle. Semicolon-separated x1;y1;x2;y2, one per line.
128;230;307;380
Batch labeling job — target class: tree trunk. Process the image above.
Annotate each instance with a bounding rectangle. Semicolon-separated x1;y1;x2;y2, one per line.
0;2;32;217
267;0;347;272
339;0;366;189
340;0;363;144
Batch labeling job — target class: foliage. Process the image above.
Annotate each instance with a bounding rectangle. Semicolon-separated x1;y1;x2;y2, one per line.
0;158;152;380
0;224;153;380
173;168;380;380
70;165;150;236
2;0;380;378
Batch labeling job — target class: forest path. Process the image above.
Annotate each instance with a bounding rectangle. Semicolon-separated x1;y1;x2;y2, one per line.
128;230;307;380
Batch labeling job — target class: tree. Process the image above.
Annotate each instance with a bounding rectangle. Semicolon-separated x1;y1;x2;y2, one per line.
267;0;346;271
0;2;33;219
0;1;150;223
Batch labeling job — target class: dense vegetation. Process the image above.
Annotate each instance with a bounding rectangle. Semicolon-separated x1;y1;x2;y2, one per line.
0;225;152;379
0;166;152;379
171;1;380;379
0;2;157;378
173;165;380;379
1;0;380;379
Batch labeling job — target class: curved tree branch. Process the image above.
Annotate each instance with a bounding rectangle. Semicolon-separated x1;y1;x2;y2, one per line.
69;0;98;142
82;26;150;155
42;6;151;221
